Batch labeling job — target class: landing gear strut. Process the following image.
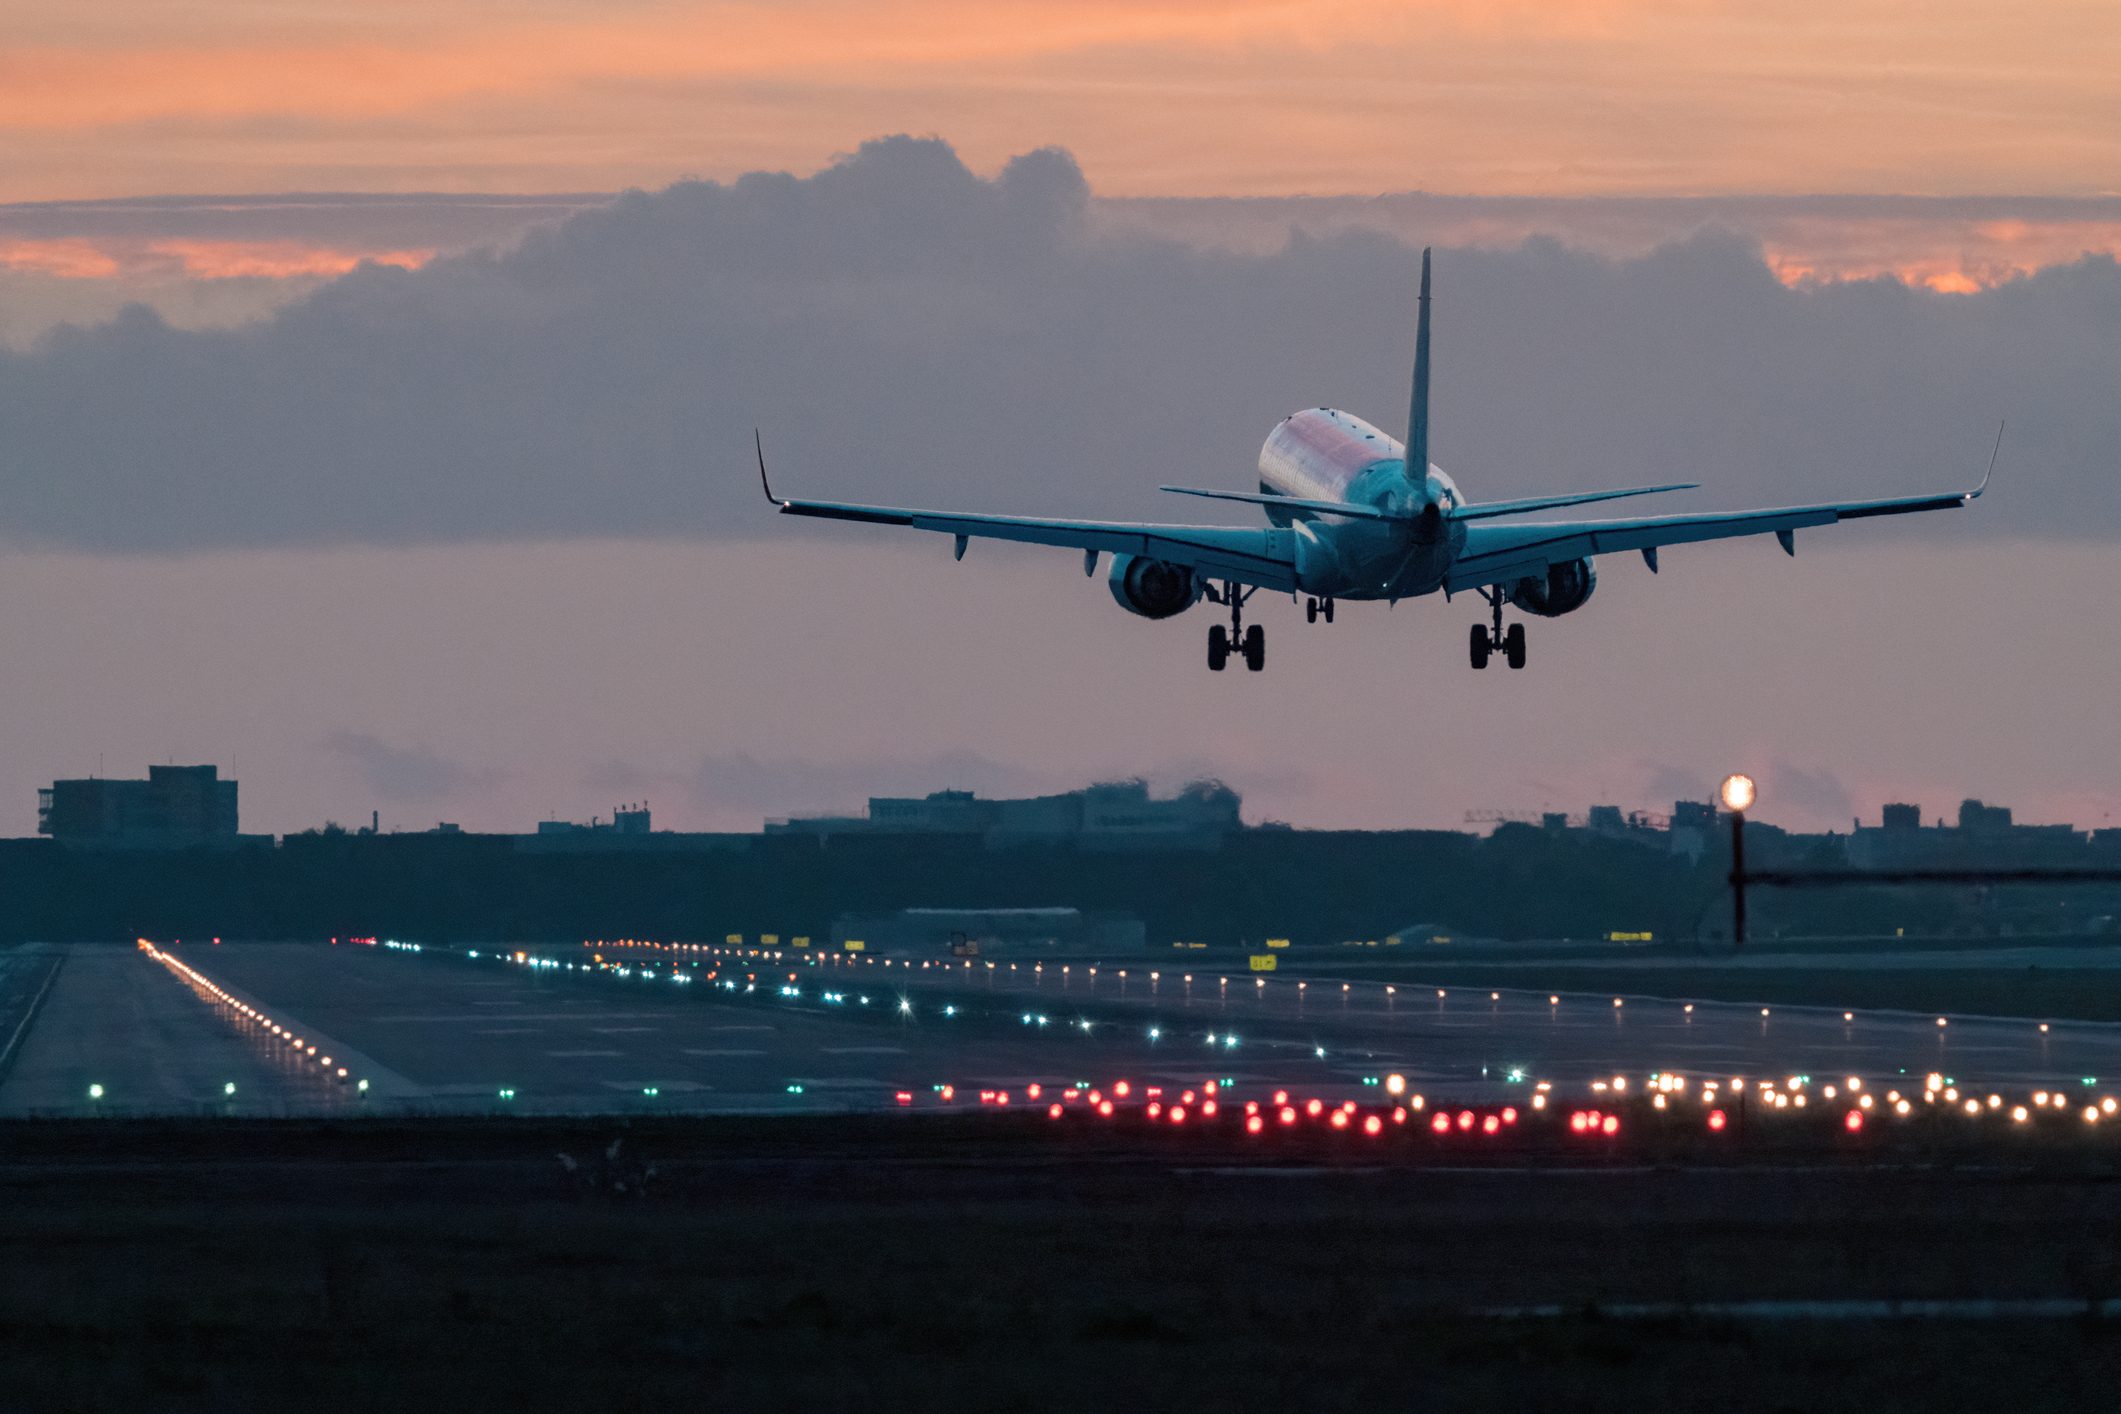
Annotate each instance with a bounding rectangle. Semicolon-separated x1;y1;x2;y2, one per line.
1305;596;1335;625
1469;588;1526;670
1207;582;1264;672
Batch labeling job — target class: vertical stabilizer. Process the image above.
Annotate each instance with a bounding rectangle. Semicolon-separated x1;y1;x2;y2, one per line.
1406;247;1432;482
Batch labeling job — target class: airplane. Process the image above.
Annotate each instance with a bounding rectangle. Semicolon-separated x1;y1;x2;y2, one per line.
757;248;1996;673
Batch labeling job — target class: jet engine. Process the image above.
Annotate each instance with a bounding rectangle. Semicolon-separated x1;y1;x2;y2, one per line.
1107;554;1202;619
1509;558;1597;617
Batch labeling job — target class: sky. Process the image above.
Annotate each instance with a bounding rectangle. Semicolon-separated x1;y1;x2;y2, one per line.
0;2;2117;837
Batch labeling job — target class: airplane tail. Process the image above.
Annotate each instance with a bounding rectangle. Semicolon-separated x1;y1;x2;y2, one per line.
1406;247;1432;482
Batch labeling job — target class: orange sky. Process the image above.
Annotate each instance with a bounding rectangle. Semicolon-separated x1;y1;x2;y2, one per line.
4;0;2118;202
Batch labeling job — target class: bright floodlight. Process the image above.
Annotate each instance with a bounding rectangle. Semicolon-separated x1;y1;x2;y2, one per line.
1719;773;1757;813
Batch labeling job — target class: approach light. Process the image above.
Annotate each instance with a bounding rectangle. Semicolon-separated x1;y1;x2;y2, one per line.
1719;773;1757;813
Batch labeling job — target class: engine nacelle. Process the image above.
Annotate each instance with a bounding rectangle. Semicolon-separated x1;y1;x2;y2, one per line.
1510;558;1597;617
1107;554;1202;619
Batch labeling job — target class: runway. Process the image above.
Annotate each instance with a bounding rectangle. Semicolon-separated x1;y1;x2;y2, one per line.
8;937;2121;1119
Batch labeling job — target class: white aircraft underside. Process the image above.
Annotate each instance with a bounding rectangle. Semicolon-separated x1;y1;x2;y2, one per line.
760;249;1994;672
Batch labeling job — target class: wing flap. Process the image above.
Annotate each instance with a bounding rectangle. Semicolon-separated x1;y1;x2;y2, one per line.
1446;492;1971;593
778;497;1301;591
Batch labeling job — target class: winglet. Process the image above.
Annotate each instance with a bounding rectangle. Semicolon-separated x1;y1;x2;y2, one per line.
755;429;786;508
1968;420;2004;500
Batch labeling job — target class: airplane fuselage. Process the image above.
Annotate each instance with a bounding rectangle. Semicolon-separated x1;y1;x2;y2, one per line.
1258;407;1465;600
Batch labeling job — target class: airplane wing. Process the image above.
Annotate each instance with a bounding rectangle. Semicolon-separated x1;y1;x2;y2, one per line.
758;436;1299;591
1446;485;1984;593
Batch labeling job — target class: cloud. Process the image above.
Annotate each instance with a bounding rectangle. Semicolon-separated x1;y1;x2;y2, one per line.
320;729;504;803
0;135;2115;554
1763;759;1857;830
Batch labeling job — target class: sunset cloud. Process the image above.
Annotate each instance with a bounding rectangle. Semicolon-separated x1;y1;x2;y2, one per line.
2;0;2115;200
0;138;2112;559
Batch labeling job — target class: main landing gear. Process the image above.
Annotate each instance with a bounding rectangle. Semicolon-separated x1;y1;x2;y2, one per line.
1469;588;1526;670
1207;582;1265;672
1305;596;1336;625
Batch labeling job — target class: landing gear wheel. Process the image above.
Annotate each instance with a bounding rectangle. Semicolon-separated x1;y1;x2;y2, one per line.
1243;624;1265;672
1208;624;1229;672
1504;622;1527;670
1469;624;1491;670
1306;597;1319;624
1322;598;1335;624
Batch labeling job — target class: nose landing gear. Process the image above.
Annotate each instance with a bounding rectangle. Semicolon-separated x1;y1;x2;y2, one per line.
1469;588;1526;670
1305;596;1335;625
1207;583;1265;671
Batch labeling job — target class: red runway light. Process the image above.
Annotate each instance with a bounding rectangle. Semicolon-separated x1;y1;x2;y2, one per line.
1363;1114;1383;1136
1501;1107;1518;1125
1279;1106;1298;1126
1087;1090;1102;1107
1845;1109;1864;1132
996;1091;1010;1107
1481;1115;1500;1135
939;1085;955;1101
1169;1106;1187;1124
1098;1100;1115;1117
1246;1114;1264;1135
1272;1090;1289;1107
1181;1090;1196;1105
1146;1102;1162;1119
1048;1103;1063;1120
895;1091;913;1106
1457;1110;1475;1131
1201;1099;1218;1118
1305;1098;1324;1118
1027;1084;1042;1100
1114;1081;1131;1098
1601;1115;1620;1136
1392;1107;1407;1124
1570;1112;1590;1134
1707;1109;1728;1131
1330;1110;1350;1130
1431;1113;1451;1134
1244;1100;1260;1116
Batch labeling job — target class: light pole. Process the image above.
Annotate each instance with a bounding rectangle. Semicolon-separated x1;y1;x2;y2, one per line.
1721;774;1756;947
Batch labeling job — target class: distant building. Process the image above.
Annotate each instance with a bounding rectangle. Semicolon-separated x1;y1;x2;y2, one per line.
1959;799;2014;833
38;765;240;848
536;803;653;836
1850;797;2087;869
769;780;1242;847
830;907;1145;956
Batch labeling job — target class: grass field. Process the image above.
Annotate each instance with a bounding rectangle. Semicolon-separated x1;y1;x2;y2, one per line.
6;1116;2121;1411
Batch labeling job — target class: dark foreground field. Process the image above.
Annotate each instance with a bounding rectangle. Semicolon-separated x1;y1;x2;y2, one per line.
8;1116;2121;1412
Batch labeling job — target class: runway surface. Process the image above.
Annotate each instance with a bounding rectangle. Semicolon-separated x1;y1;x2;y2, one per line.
8;937;2121;1118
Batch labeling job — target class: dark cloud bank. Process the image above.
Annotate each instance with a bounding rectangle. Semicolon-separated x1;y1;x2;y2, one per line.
2;136;2114;552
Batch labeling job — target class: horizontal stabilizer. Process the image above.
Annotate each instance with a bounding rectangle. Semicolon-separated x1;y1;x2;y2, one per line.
1450;483;1698;522
1157;485;1406;522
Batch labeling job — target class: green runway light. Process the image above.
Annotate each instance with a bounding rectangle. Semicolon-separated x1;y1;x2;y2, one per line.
1507;1067;1527;1084
87;1084;104;1100
357;1079;369;1093
499;1088;516;1100
224;1082;237;1096
785;1084;805;1095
